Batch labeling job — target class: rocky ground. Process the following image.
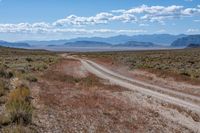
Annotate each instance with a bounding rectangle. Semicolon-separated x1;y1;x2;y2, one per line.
29;57;200;133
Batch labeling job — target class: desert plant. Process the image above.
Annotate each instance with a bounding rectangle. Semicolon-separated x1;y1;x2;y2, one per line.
6;86;33;124
24;74;38;82
0;68;13;79
25;57;33;62
0;80;5;96
7;86;30;102
6;100;33;124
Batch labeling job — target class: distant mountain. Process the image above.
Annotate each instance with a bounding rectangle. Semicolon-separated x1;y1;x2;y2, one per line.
0;40;30;48
22;40;68;46
64;41;112;47
67;34;186;45
187;43;200;48
114;41;157;47
171;35;200;47
20;34;186;46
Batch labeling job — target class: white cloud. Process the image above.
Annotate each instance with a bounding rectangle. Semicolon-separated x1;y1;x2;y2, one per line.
187;28;199;33
53;12;113;26
53;5;200;26
111;9;126;13
0;22;146;35
157;29;166;33
0;5;199;35
111;14;137;23
139;23;149;27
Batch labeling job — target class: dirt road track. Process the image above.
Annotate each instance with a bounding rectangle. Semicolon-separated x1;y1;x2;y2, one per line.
81;59;200;114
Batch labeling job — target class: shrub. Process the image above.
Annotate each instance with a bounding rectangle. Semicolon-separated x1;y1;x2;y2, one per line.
6;86;33;124
7;86;30;102
25;75;38;82
6;100;33;124
0;80;5;96
0;114;11;126
25;57;33;62
0;68;13;79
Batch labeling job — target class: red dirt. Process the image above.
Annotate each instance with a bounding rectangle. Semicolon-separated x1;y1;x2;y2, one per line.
30;58;193;133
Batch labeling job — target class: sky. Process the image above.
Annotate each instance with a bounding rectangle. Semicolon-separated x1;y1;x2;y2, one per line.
0;0;200;41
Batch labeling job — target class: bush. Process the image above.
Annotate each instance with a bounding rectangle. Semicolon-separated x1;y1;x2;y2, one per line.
6;100;33;124
7;86;30;102
25;75;38;82
0;80;5;96
6;86;33;124
0;68;13;79
25;57;33;62
0;114;11;126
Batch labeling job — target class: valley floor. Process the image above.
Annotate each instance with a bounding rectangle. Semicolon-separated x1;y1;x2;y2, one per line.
30;55;200;133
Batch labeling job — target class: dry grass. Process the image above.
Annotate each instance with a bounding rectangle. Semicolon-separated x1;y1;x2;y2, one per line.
0;80;6;96
0;46;58;132
6;86;33;124
80;48;200;84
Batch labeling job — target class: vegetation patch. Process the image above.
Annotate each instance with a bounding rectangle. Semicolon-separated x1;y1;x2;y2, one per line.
0;46;58;132
81;48;200;84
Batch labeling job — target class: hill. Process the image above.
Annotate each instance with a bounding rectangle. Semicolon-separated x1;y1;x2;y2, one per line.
187;43;200;48
114;41;157;47
171;35;200;47
20;34;186;46
0;40;30;48
66;34;186;45
64;41;112;47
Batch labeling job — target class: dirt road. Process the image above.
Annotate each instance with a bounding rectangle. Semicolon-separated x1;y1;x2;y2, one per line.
33;55;200;132
81;59;200;114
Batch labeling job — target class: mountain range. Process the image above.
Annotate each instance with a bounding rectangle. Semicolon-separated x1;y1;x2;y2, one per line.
62;41;158;47
114;41;157;47
64;41;112;47
2;34;200;49
187;43;200;48
21;34;186;46
0;40;30;48
171;35;200;47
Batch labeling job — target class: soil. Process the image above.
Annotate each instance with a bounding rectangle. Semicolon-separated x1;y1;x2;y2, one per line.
29;57;199;133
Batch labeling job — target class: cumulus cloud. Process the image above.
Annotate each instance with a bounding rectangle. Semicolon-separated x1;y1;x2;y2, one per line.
111;14;137;23
53;5;200;26
0;23;52;33
53;12;113;26
0;22;146;35
0;5;199;34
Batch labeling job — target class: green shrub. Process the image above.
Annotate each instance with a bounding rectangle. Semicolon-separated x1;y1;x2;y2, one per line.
6;100;33;124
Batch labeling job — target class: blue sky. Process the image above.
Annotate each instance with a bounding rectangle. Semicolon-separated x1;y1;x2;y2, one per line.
0;0;200;41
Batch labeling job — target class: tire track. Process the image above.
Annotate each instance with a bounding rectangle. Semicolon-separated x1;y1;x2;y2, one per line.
81;59;200;113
